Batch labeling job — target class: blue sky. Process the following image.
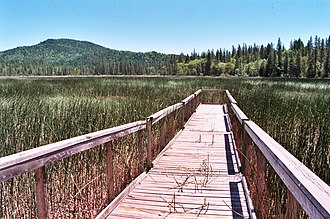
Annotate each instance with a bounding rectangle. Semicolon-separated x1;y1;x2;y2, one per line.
0;0;329;54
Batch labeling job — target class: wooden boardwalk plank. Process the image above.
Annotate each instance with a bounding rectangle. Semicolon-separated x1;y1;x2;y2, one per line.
103;104;251;218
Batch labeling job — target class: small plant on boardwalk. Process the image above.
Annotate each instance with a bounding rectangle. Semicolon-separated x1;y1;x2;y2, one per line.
198;155;213;186
160;193;210;218
170;154;219;194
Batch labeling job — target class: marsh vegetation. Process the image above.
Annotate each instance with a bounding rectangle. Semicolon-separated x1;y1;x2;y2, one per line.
0;76;329;218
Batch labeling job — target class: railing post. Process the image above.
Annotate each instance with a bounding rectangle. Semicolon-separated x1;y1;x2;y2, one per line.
106;141;115;203
137;131;144;173
189;94;195;114
181;102;185;129
285;190;300;219
243;122;252;177
160;119;166;149
195;93;200;110
35;166;47;219
225;90;229;107
191;94;196;114
255;148;267;218
239;119;249;173
188;100;192;117
169;112;175;138
221;90;225;104
146;117;153;170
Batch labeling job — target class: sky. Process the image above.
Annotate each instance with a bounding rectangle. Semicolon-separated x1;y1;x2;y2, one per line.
0;0;329;54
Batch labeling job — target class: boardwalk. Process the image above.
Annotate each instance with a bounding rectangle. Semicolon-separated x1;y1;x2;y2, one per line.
103;104;251;218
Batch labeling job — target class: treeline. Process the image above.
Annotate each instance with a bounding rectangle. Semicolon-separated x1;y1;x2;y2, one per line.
0;39;177;76
0;36;329;77
177;35;330;78
0;60;177;76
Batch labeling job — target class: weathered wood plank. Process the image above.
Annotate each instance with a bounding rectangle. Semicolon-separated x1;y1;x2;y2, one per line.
116;203;246;215
123;197;246;207
130;189;247;200
110;213;237;219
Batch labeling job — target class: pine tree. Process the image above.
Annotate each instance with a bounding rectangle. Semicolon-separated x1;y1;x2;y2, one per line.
231;46;236;59
266;52;273;77
314;36;320;77
191;49;197;60
185;55;190;63
235;45;243;74
294;50;302;77
320;39;325;64
260;45;266;59
324;42;330;77
307;52;315;78
204;51;211;76
215;49;221;62
276;38;283;76
284;52;289;76
265;44;275;76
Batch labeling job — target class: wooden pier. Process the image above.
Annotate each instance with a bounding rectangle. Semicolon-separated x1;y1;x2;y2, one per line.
98;104;254;218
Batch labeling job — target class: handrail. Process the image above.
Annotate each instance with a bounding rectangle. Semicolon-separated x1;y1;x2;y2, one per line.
194;89;202;96
148;102;183;124
147;90;202;126
231;103;248;124
225;90;330;218
181;94;195;104
226;89;237;104
0;121;146;182
244;120;330;218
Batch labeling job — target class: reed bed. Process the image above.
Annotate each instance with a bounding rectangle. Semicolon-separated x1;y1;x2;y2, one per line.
0;76;329;218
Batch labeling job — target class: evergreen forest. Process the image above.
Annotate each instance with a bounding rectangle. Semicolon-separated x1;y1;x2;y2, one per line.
0;36;329;78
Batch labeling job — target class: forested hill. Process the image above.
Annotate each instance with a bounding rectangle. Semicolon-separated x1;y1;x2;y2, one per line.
0;39;177;75
1;36;330;77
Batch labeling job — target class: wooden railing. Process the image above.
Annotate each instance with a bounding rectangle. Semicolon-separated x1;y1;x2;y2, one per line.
0;121;147;218
0;89;202;218
0;89;329;218
225;90;330;219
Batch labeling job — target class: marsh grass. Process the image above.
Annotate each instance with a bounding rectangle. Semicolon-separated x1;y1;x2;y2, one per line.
0;76;329;218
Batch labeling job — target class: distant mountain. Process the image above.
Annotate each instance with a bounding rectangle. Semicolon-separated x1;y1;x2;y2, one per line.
0;39;177;75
